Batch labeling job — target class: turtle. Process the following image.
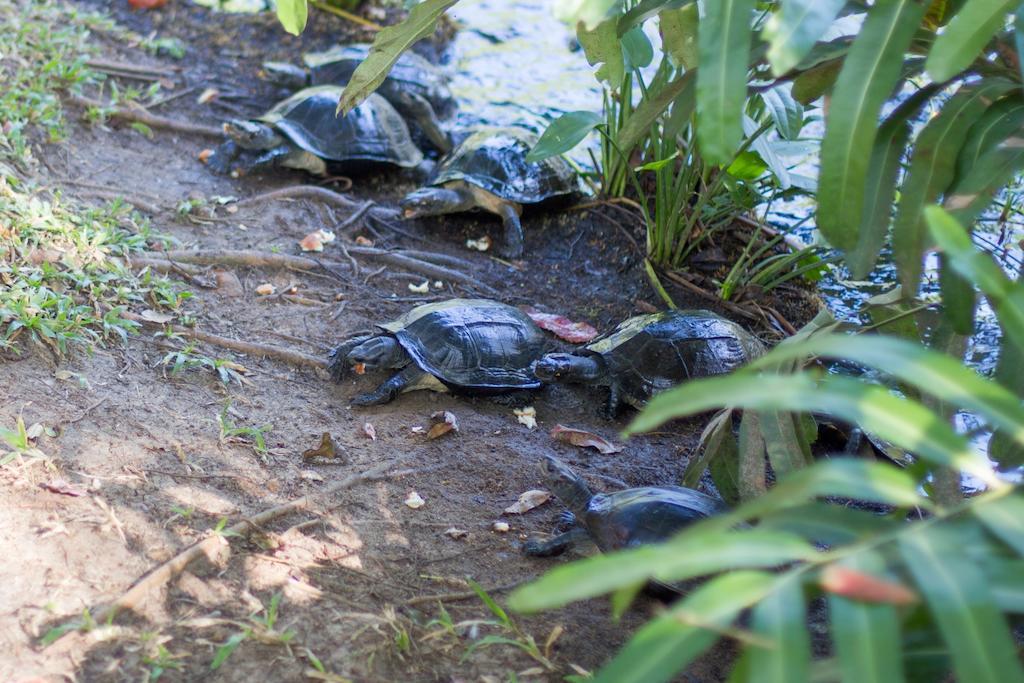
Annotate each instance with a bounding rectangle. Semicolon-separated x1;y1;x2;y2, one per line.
532;310;764;417
399;127;579;259
328;299;548;406
206;85;423;177
523;456;726;582
263;44;455;152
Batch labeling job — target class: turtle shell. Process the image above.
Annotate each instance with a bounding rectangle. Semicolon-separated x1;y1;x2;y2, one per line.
377;299;546;390
431;127;578;204
585;310;764;408
304;44;454;116
584;486;727;552
259;85;423;167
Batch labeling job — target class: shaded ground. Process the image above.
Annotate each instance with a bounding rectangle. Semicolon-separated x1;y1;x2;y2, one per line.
2;3;816;681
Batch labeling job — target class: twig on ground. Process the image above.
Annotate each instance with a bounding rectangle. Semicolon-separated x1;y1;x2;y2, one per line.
336;200;375;235
124;311;328;369
122;256;204;276
660;270;760;321
67;93;223;138
73;459;408;633
72;189;163;215
84;59;179;78
404;582;523;607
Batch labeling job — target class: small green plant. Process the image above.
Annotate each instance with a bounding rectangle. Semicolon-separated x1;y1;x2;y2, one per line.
216;403;272;457
161;343;249;385
210;592;294;670
0;412;47;466
457;579;554;671
140;633;185;681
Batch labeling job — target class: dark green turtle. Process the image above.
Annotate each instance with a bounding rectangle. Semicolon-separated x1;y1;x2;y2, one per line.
533;310;764;417
263;44;454;152
328;299;547;406
400;127;578;259
206;85;422;177
524;456;726;568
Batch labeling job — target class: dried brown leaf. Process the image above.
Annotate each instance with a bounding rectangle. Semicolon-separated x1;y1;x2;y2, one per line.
302;432;342;462
427;410;459;440
40;479;86;497
550;424;623;454
820;564;919;605
503;489;551;514
521;306;599;343
362;422;377;441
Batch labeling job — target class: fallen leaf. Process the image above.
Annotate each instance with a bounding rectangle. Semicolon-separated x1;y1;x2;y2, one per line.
255;283;276;296
492;521;510;533
514;406;538;430
354;235;374;246
362;422;377;441
197;88;219;104
299;229;335;253
140;309;174;324
408;281;429;294
521;306;599;343
198;148;214;163
404;491;425;509
353;362;366;375
820;564;918;605
40;479;86;497
427;410;459;440
302;432;341;461
466;235;492;252
214;269;244;297
128;0;168;8
445;527;469;540
504;489;551;514
25;422;44;439
550;424;623;454
299;470;325;482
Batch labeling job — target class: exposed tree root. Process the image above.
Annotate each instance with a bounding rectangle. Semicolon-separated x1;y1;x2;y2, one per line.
404;582;522;607
124;311;328;369
72;189;163;215
76;459;408;634
67;93;224;138
233;185;363;210
84;59;179;78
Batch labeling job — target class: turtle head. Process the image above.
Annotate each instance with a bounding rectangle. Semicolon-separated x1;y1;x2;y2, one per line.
261;61;310;90
222;120;281;151
532;353;603;384
348;335;407;371
400;186;474;219
541;455;592;515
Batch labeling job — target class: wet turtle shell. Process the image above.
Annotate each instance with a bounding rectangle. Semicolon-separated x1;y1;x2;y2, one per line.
260;85;423;167
304;44;455;117
583;486;727;552
430;127;578;204
585;310;764;408
377;299;546;390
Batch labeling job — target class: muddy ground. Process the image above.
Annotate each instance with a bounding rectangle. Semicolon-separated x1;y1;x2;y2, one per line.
2;4;817;681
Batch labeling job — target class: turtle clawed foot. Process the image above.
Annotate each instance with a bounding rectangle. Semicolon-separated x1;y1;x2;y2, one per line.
521;537;547;557
496;239;524;260
327;350;348;382
522;535;567;558
351;391;392;407
556;510;577;529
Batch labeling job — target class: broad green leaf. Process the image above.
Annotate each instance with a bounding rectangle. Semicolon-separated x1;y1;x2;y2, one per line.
577;18;625;87
847;84;942;279
558;0;621;29
727;151;769;181
974;494;1024;556
758;411;811;478
757;502;894;546
743;115;791;188
627;372;997;486
762;0;846;76
526;111;602;162
275;0;308;35
618;0;686;35
616;71;694;153
749;576;810;683
945;129;1024;227
622;26;654;69
795;36;852;71
925;0;1020;81
953;96;1024;184
682;409;734;487
696;0;756;165
760;84;803;140
337;0;459;114
900;526;1024;683
507;530;814;612
659;3;699;69
738;410;767;500
1016;7;1024;84
791;58;842;104
926;206;1024;352
984;557;1024;612
829;552;905;683
939;254;976;335
817;0;927;251
593;572;778;683
748;333;1024;450
891;81;1015;291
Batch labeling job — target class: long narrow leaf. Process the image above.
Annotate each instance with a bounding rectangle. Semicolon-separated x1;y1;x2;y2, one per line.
749;575;810;683
817;0;927;251
627;372;998;486
526;111;602;162
828;551;905;683
762;0;846;76
757;502;895;546
616;71;693;153
900;526;1024;683
925;0;1020;81
946;130;1024;227
954;96;1024;184
337;0;459;114
593;571;779;683
696;0;756;165
974;494;1024;556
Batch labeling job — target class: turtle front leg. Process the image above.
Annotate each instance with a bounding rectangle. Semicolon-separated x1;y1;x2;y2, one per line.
327;334;378;381
206;140;240;175
522;527;589;557
352;365;426;406
387;88;452;153
602;381;623;420
233;145;295;176
494;201;525;259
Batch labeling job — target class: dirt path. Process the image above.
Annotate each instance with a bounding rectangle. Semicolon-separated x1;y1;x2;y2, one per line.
1;3;802;681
